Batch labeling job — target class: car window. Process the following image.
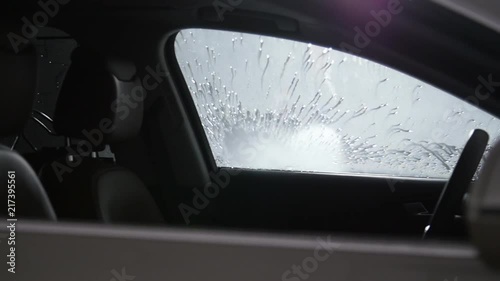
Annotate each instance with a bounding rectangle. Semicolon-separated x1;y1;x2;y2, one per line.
174;28;500;179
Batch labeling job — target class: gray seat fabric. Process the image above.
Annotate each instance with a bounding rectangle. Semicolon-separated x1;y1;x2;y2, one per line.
95;167;164;224
468;139;500;267
42;47;163;224
0;41;57;220
0;146;57;220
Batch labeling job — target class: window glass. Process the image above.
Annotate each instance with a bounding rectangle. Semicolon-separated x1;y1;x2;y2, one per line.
174;28;500;179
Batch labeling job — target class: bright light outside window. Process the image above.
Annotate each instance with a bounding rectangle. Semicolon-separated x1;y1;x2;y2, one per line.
174;28;500;179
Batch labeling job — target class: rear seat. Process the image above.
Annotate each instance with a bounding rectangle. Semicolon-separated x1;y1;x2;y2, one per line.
0;34;56;220
40;47;164;224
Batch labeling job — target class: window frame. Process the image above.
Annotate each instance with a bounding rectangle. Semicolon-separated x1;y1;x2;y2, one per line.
166;27;496;181
166;31;219;172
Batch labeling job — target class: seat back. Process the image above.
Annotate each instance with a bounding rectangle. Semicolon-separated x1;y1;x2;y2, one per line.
0;146;57;220
0;37;56;220
468;139;500;268
41;47;163;224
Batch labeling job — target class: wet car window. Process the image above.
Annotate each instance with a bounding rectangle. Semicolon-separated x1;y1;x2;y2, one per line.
174;28;500;179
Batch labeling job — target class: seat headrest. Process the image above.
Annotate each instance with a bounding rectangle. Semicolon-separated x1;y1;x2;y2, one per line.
54;47;144;144
0;45;37;137
0;145;57;220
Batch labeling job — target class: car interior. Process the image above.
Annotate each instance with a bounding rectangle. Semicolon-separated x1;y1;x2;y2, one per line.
1;0;500;280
